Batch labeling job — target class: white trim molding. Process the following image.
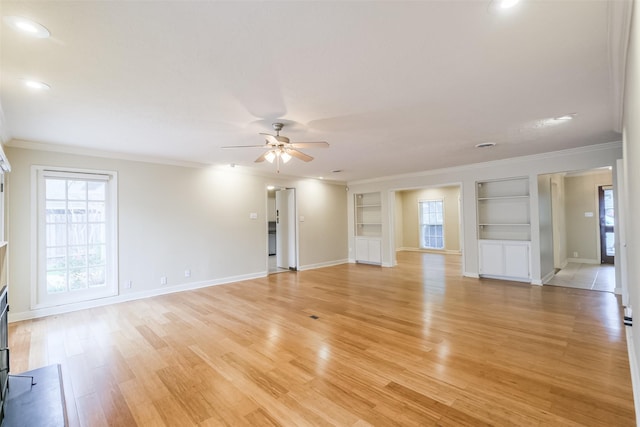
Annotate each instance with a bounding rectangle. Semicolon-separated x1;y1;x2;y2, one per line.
608;0;633;133
625;326;640;426
10;271;266;322
298;259;349;271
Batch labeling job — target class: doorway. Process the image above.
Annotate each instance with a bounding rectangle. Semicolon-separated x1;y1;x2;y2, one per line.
267;187;298;274
392;184;463;272
599;185;615;264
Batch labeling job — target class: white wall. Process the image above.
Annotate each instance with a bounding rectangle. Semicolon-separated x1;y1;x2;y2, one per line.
347;142;622;282
537;175;554;283
550;174;567;269
6;146;348;320
623;0;640;414
394;191;404;249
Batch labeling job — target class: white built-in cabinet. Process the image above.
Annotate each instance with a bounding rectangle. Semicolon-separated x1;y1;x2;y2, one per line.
477;177;531;282
355;192;382;264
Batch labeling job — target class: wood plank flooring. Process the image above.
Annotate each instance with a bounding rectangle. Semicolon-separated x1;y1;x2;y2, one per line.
8;252;636;426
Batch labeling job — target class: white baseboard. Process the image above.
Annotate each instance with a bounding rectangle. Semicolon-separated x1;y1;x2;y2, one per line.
541;270;555;284
9;271;266;322
464;272;480;279
567;257;600;265
396;247;461;255
625;326;640;426
299;259;348;271
616;287;623;295
479;274;531;284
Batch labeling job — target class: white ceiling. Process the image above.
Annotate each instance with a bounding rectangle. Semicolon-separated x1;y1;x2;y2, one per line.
0;1;627;182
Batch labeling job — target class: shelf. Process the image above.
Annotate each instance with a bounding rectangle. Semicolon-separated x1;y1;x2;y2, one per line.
355;192;382;238
477;177;530;242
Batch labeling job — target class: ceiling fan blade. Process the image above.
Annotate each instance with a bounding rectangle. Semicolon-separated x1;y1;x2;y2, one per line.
259;133;291;144
289;141;329;148
221;144;269;149
260;134;280;145
254;152;269;163
287;149;314;162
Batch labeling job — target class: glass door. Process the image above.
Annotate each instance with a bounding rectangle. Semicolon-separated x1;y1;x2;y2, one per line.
599;185;614;264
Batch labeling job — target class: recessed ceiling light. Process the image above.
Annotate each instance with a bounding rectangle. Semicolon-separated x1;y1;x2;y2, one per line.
22;79;51;90
475;142;497;148
553;113;577;121
318;177;324;180
3;16;50;38
267;185;275;190
499;0;521;9
488;0;522;13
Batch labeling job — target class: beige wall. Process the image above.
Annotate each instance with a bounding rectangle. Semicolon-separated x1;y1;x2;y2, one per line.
6;147;348;319
564;171;612;262
398;185;460;252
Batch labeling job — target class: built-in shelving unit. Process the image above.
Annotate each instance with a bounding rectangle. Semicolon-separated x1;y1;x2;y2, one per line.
354;192;382;264
477;177;530;241
477;178;531;281
355;192;382;237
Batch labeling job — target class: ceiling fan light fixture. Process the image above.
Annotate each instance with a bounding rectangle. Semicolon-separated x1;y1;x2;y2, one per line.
280;151;292;163
264;151;276;163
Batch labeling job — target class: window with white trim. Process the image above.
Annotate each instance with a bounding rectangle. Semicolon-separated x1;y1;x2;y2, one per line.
419;200;444;250
34;168;118;308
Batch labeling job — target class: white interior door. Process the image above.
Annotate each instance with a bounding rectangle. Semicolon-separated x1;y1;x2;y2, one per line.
276;188;297;270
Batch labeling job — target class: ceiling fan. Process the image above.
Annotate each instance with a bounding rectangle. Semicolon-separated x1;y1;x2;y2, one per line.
222;123;329;172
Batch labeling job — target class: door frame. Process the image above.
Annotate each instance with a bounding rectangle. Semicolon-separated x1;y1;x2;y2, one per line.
599;185;614;264
267;186;298;273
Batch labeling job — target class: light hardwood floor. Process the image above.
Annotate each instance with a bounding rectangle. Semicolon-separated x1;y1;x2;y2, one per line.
9;252;635;426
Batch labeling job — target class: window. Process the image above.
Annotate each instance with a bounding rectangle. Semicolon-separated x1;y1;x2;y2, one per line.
34;167;118;308
419;200;444;250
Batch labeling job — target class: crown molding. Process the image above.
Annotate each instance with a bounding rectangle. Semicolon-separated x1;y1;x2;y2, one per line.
608;0;633;133
7;138;211;169
6;138;347;185
347;141;622;186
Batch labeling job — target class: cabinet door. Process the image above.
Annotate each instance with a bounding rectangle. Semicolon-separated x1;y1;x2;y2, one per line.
368;239;382;264
479;241;504;276
355;238;369;262
504;242;530;279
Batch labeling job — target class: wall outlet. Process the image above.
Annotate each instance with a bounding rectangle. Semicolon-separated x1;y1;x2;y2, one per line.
573;251;578;258
184;269;191;278
124;280;132;289
160;276;167;285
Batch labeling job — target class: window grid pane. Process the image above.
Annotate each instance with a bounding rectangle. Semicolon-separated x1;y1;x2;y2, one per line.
419;200;444;249
45;178;108;294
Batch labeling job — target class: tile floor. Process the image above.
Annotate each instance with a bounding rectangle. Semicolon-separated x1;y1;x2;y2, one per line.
546;262;615;292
